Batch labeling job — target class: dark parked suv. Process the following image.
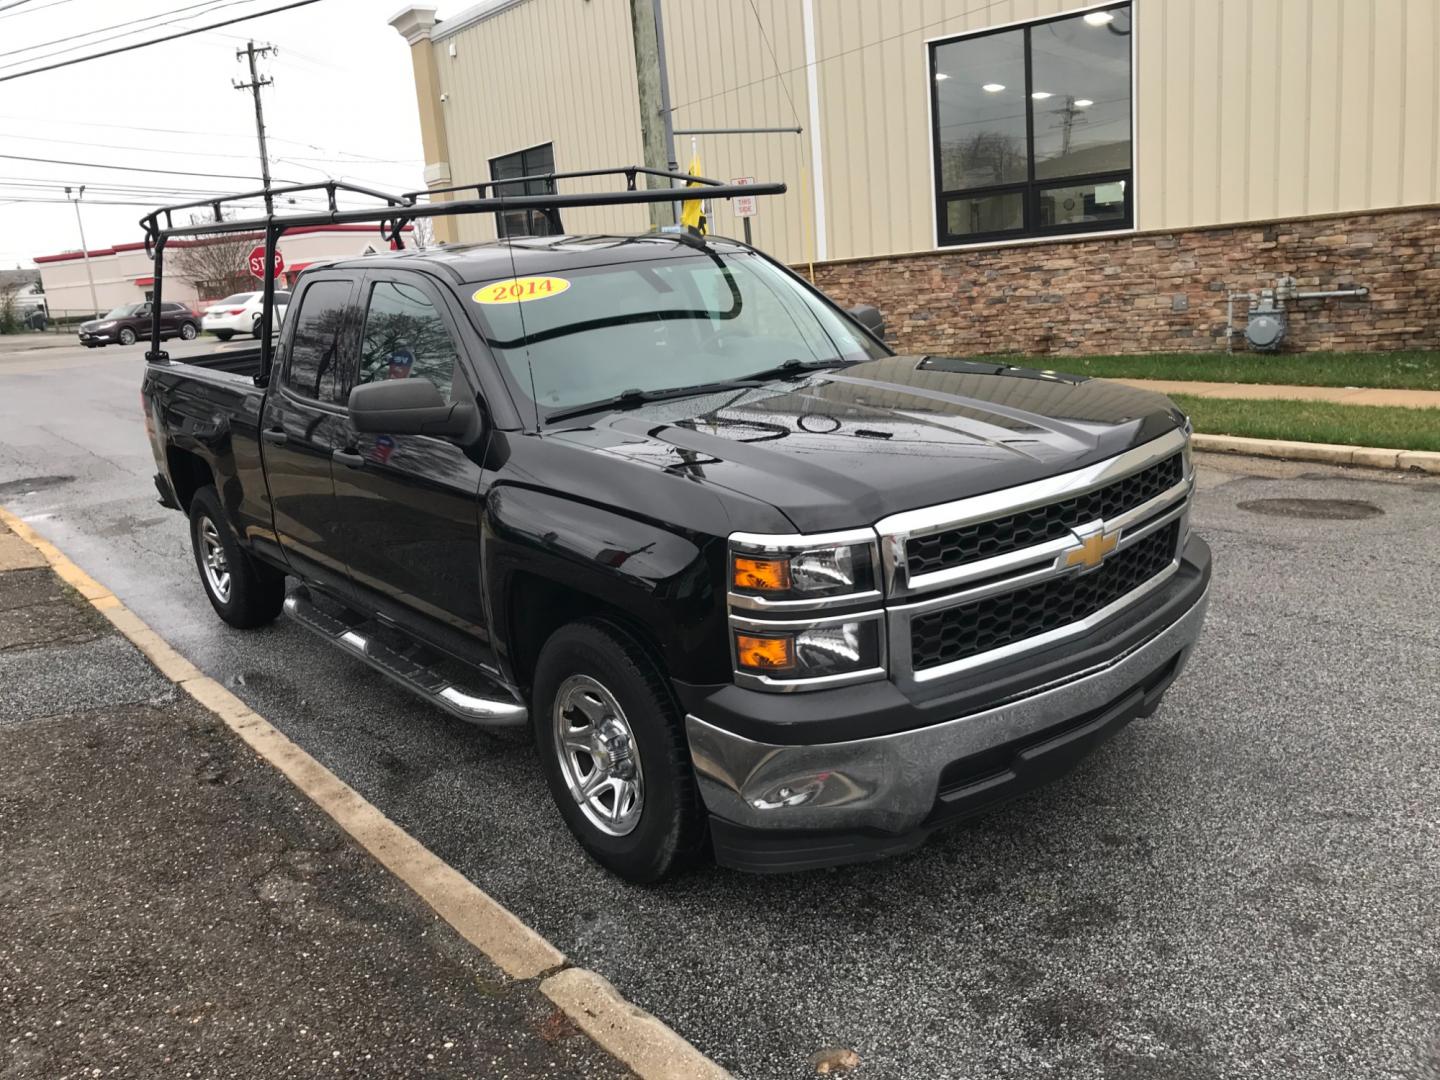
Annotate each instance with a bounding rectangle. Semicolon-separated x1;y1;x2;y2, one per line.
80;301;198;347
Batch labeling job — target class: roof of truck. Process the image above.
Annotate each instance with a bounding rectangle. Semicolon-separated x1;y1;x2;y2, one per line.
311;232;755;284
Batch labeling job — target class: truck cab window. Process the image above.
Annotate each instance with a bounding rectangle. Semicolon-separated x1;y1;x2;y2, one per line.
356;280;458;403
284;280;353;404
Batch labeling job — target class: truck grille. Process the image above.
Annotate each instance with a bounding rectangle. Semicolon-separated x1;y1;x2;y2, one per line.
909;521;1181;670
906;452;1184;579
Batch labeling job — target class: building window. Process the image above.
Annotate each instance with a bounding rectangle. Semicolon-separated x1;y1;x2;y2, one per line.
490;142;556;239
930;3;1132;246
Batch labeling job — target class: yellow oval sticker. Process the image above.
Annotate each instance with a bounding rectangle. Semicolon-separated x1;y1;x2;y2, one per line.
472;276;571;305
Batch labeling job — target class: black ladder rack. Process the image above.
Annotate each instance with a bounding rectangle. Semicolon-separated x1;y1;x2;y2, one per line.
138;166;786;382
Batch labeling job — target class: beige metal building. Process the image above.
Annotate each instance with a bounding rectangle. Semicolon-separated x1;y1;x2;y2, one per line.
390;0;1440;354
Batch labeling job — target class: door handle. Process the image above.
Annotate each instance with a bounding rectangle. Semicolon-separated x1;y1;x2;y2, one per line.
332;448;365;469
261;428;287;446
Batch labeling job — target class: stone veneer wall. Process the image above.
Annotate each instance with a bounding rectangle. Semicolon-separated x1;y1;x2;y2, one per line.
809;205;1440;356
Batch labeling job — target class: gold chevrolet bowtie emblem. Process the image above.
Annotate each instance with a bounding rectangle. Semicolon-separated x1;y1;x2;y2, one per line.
1064;529;1120;571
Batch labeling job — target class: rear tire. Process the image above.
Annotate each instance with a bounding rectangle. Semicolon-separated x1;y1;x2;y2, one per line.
533;619;707;883
179;321;198;340
188;485;285;629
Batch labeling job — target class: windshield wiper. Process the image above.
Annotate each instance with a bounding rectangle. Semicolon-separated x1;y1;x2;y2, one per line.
544;380;760;425
738;356;853;382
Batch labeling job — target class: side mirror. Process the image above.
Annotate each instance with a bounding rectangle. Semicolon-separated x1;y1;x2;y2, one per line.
848;304;885;342
348;379;478;439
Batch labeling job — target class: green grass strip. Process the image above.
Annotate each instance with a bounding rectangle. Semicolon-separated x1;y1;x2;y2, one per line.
1172;394;1440;452
993;351;1440;391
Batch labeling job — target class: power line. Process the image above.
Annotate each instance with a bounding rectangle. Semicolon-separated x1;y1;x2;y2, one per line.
0;130;276;162
0;0;326;83
0;114;419;163
0;151;298;183
0;0;246;62
744;0;801;130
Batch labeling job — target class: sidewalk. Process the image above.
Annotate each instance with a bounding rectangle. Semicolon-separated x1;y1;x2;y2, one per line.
1113;377;1440;409
0;333;76;354
0;520;630;1079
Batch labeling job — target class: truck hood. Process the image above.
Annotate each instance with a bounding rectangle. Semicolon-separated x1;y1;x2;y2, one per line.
550;355;1187;534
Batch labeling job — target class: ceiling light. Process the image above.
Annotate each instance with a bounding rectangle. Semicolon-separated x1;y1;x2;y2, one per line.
981;82;1005;93
1074;98;1094;108
1031;91;1053;100
934;72;950;81
1083;10;1115;25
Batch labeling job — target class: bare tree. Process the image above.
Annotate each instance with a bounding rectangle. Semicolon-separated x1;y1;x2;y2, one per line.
409;217;436;250
170;233;256;303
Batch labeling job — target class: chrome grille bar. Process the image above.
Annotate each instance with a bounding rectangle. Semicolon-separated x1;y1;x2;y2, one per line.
875;430;1194;687
877;428;1189;600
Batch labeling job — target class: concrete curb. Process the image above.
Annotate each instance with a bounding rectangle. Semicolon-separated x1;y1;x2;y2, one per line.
0;505;731;1080
543;969;732;1080
1192;433;1440;474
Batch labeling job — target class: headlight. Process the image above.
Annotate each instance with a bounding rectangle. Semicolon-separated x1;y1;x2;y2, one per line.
727;528;886;690
729;530;879;606
731;612;886;688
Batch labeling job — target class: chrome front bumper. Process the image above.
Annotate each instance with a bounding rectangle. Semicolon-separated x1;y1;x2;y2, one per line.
686;583;1209;836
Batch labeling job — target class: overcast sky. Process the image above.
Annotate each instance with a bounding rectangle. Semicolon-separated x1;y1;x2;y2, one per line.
0;0;465;268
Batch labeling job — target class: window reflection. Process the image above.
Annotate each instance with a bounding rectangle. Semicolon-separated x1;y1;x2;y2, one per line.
285;280;353;404
357;280;458;403
931;4;1132;244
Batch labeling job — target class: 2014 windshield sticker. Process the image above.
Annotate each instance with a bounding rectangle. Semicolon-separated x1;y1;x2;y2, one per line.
473;277;571;304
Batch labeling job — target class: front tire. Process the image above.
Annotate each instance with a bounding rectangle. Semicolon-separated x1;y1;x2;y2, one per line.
533;619;706;883
118;327;137;346
188;486;285;629
251;313;263;339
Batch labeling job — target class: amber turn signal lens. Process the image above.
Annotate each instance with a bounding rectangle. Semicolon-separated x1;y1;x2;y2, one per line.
732;556;791;592
735;632;795;672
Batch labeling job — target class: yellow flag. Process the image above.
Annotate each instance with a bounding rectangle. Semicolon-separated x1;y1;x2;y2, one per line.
680;149;707;234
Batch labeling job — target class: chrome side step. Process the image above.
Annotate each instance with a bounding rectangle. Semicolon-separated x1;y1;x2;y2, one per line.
282;587;528;728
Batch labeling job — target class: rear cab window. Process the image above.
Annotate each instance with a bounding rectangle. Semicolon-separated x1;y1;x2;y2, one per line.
282;280;356;405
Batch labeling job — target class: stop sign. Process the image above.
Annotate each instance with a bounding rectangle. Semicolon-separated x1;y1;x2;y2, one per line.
246;245;284;280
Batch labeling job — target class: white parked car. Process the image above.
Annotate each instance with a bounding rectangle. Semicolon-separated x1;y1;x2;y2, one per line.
200;290;290;340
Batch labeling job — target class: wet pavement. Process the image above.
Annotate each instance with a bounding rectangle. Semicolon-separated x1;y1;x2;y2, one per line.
2;345;1438;1079
0;522;629;1080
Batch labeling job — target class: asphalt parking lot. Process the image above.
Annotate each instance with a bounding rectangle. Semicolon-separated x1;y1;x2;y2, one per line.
2;339;1438;1079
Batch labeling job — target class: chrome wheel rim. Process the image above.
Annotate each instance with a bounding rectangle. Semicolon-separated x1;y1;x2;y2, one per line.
181;323;196;339
552;674;644;836
198;516;231;603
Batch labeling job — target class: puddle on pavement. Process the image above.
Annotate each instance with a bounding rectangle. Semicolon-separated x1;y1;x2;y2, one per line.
0;475;74;498
1237;497;1383;520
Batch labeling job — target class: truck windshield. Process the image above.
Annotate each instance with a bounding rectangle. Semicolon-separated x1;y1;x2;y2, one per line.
467;252;887;419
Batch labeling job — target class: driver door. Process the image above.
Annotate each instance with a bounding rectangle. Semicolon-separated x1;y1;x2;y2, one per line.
331;269;493;666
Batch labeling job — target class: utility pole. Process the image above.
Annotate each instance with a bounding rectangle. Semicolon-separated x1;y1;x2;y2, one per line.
234;40;276;214
63;185;99;317
628;0;674;227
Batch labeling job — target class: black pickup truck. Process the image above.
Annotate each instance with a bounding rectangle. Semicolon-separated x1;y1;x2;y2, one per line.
141;179;1210;882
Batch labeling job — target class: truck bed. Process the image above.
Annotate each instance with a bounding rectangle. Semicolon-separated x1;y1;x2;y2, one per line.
173;346;263;378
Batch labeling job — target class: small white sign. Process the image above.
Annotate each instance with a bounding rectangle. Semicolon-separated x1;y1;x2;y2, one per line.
731;176;757;218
